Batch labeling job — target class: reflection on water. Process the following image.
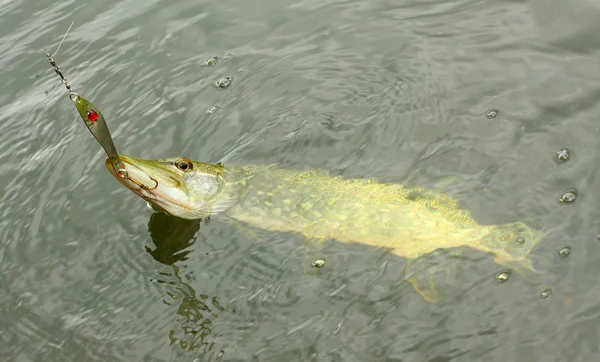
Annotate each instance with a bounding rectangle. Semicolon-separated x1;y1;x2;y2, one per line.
145;212;225;353
146;212;200;266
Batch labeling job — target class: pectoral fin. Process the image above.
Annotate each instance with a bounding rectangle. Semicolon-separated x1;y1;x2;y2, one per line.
404;249;463;303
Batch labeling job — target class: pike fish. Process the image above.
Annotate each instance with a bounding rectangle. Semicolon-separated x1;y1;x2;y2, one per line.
106;155;553;301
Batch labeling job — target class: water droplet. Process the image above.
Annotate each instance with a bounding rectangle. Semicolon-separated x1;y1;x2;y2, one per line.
207;106;219;114
204;57;218;66
486;109;499;119
496;271;510;283
555;148;571;163
558;246;571;257
540;289;552;299
559;190;577;204
312;259;325;268
516;236;525;244
215;77;232;89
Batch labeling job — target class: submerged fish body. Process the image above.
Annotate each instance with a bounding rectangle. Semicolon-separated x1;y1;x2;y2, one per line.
106;155;548;301
226;167;531;261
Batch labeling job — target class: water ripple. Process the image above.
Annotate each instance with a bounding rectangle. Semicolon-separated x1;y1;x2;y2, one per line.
2;0;600;360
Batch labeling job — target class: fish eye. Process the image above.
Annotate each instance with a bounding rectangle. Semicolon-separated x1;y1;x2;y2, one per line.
175;158;193;172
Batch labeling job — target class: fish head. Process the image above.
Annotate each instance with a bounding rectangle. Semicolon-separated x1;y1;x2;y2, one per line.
106;155;241;219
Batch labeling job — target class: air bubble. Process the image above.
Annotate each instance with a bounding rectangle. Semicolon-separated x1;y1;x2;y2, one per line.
516;236;525;244
559;190;577;204
204;57;218;66
215;77;232;89
555;148;571;163
558;246;571;257
496;271;510;283
312;259;325;268
207;106;219;114
486;109;499;119
540;289;552;299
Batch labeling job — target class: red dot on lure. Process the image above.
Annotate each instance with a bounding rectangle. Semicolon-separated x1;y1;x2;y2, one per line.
87;109;98;122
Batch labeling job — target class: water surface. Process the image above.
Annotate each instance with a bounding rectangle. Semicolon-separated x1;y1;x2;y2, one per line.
2;0;600;361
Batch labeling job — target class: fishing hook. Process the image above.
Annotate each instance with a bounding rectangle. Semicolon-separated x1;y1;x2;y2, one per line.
117;168;159;191
118;167;162;211
46;22;160;192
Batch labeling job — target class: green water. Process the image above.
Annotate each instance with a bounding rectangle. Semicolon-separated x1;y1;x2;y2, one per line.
2;0;600;361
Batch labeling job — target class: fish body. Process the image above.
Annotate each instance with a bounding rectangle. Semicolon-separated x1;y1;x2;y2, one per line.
106;155;548;300
226;167;524;262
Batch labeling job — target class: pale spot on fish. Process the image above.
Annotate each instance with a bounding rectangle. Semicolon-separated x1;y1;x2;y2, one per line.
283;199;292;204
301;202;313;210
272;208;282;217
257;191;264;195
266;192;274;197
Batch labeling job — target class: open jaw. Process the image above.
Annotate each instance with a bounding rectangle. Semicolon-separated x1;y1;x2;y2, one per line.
104;156;189;214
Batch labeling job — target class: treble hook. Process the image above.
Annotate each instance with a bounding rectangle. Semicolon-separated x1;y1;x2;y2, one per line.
46;22;159;192
117;167;159;191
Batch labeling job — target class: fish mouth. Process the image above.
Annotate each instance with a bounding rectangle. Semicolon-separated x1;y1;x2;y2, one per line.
104;156;189;213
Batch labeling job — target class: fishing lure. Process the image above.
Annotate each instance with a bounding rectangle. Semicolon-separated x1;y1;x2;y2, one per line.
46;22;157;191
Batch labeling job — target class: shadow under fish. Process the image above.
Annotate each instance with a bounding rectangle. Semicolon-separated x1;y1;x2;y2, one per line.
145;212;225;353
